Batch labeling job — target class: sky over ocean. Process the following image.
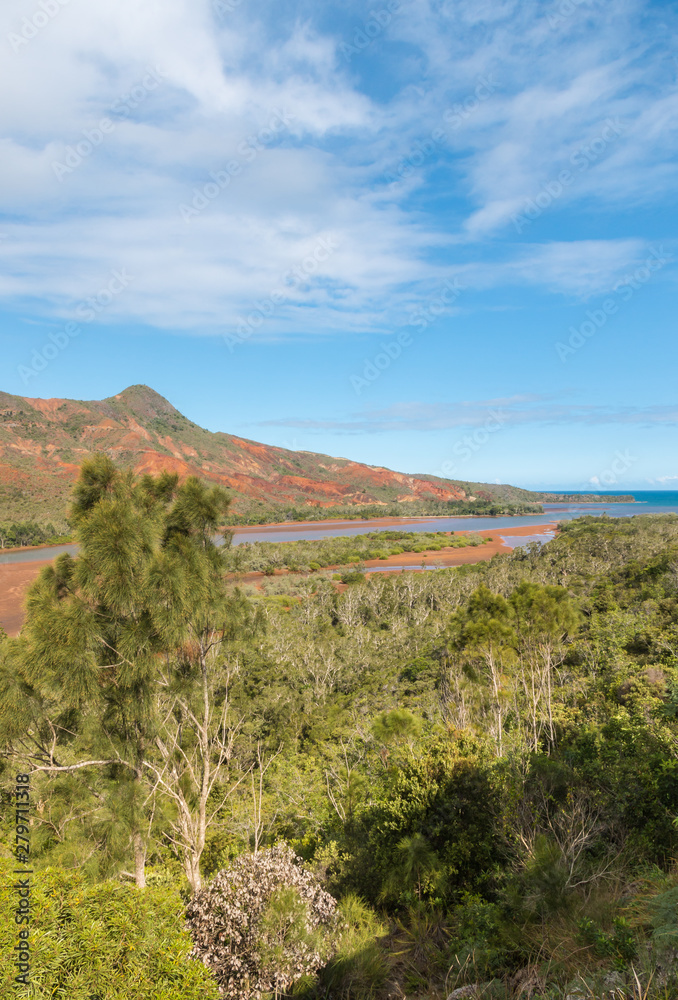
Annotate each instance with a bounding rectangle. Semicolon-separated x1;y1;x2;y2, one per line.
0;0;676;489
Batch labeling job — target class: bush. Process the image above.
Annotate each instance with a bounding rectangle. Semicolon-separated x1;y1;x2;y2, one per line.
0;861;219;999
186;844;338;999
354;735;501;906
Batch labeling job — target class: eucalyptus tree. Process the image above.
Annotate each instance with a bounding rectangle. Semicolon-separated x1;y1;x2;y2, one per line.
508;582;579;748
451;585;518;756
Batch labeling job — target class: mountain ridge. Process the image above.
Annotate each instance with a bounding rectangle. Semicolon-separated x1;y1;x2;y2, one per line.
0;384;614;524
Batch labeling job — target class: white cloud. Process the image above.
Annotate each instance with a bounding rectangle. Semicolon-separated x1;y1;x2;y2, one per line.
0;0;676;335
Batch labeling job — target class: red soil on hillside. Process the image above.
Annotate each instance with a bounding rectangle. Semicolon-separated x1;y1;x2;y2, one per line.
1;385;483;519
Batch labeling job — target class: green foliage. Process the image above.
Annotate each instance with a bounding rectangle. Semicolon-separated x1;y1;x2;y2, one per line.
352;735;501;907
0;861;220;999
577;916;638;970
557;718;678;862
319;894;389;997
645;885;678;953
371;709;422;745
506;833;570;919
0;520;70;548
379;833;445;904
224;529;481;575
1;455;241;888
227;498;545;526
446;894;511;984
3;458;678;997
258;886;329;993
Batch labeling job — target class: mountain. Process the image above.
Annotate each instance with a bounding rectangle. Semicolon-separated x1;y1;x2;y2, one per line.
0;384;551;524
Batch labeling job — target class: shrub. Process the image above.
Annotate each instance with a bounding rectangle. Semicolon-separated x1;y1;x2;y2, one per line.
186;844;338;999
577;916;638;970
0;861;220;999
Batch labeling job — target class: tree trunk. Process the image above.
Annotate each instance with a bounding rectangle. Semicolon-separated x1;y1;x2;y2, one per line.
185;853;202;893
133;736;147;888
133;830;147;889
487;649;503;756
544;645;555;745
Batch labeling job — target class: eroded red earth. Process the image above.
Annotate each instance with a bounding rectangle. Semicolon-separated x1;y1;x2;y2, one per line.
0;384;472;517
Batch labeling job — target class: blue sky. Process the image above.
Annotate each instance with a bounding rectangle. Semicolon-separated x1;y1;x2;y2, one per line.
1;0;677;490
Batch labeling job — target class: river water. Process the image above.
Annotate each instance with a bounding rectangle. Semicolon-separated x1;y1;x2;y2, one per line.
2;491;677;565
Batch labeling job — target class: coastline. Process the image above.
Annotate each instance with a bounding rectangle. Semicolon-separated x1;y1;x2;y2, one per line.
361;522;557;572
0;538;73;555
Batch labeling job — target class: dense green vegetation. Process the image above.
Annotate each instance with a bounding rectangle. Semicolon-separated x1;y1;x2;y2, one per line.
224;529;484;575
227;497;544;524
0;520;72;549
0;860;221;999
1;459;677;998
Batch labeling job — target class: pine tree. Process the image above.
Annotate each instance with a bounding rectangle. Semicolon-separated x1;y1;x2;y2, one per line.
0;455;245;889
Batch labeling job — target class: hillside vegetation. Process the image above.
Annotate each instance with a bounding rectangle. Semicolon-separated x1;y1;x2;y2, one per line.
0;459;675;999
0;384;532;523
227;497;544;525
0;385;625;524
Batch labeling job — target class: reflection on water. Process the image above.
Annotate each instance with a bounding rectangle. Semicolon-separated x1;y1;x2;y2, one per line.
500;531;556;549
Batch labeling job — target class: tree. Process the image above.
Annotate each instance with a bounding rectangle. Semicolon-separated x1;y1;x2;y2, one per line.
452;586;517;756
380;832;444;904
10;456;171;885
0;455;247;889
509;582;579;748
357;735;501;907
138;482;258;891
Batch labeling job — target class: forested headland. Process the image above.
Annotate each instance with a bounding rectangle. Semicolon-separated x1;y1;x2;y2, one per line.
1;458;677;999
226;495;636;526
226;497;544;525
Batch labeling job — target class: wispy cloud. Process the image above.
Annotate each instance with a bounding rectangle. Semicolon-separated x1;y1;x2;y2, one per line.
1;0;677;334
256;396;678;434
